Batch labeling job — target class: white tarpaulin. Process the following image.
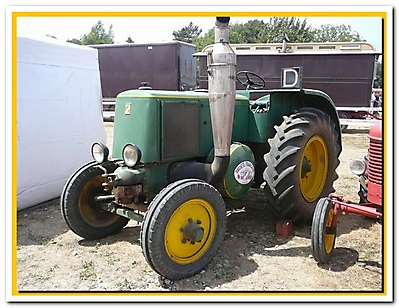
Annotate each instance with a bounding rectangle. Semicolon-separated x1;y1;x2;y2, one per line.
17;35;107;210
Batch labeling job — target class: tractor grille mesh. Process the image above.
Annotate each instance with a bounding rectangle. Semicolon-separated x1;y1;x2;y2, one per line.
162;102;200;159
368;137;383;185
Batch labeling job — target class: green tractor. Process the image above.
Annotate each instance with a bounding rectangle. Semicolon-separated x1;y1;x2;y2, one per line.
61;17;341;280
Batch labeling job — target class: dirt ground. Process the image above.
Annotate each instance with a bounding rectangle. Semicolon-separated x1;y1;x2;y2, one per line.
14;123;385;301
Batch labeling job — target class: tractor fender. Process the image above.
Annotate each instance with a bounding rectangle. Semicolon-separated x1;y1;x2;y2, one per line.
302;89;342;145
267;88;342;148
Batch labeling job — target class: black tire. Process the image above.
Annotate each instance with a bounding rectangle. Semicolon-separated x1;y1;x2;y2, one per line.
140;179;226;280
263;107;341;225
61;161;98;221
61;163;129;240
140;178;201;266
311;197;338;264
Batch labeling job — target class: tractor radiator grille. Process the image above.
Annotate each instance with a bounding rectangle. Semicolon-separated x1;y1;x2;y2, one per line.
368;137;383;185
162;102;200;159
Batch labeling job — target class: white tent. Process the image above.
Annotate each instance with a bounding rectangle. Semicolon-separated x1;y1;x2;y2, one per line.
17;35;107;211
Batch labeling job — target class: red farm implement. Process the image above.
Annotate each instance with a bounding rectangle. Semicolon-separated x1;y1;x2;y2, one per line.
311;121;382;263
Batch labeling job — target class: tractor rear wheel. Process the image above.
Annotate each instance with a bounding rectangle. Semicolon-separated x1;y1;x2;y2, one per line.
311;197;338;264
140;179;226;280
61;162;129;240
263;108;341;225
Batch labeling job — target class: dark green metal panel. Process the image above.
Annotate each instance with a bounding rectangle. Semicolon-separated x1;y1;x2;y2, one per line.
231;99;249;142
246;93;295;143
198;97;213;157
221;143;255;199
245;89;341;147
112;91;161;162
141;162;171;196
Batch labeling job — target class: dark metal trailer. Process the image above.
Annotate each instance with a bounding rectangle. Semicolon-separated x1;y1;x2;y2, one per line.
195;41;382;129
90;41;197;121
90;41;197;98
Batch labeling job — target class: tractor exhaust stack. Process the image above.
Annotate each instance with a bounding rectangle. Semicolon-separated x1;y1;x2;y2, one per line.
169;17;236;185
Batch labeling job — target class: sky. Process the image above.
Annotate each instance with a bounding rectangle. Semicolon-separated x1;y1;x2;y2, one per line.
16;14;383;52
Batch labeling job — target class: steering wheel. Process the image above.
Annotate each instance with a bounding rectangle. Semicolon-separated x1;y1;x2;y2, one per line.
236;71;266;90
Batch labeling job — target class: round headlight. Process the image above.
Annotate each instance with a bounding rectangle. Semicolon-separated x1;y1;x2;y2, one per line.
122;144;142;167
91;142;109;163
350;158;366;176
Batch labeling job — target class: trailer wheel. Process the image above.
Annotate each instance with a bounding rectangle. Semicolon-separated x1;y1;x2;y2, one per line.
140;179;226;280
263;108;341;225
61;163;129;240
311;197;338;264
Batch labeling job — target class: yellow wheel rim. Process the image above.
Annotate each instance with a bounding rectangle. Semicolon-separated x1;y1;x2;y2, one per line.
165;198;217;265
325;208;335;254
299;135;329;202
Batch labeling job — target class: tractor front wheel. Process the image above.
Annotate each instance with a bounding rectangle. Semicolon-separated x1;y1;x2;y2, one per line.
61;162;129;240
263;108;341;225
140;179;226;280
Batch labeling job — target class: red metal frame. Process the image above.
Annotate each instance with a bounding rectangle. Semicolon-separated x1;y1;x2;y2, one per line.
327;194;382;220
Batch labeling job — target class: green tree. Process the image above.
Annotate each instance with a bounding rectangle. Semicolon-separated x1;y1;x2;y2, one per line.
172;22;202;43
312;24;364;42
229;20;269;43
192;17;315;51
258;17;314;43
66;38;82;45
67;20;114;45
192;29;214;52
126;36;134;43
191;17;368;52
374;61;382;89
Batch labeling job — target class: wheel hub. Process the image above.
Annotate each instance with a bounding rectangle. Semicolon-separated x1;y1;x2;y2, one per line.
181;219;204;244
301;156;312;178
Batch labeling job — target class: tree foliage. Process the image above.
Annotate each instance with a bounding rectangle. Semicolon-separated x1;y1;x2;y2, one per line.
258;17;315;43
172;22;202;43
66;38;82;45
188;17;366;52
126;36;134;43
374;61;382;89
67;20;114;45
312;24;364;42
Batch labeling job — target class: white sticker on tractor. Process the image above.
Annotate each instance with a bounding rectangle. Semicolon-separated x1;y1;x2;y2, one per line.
234;161;255;185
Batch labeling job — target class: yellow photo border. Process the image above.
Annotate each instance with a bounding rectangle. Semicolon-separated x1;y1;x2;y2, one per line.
8;7;392;302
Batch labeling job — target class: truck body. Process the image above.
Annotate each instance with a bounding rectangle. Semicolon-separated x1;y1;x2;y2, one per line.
195;41;381;129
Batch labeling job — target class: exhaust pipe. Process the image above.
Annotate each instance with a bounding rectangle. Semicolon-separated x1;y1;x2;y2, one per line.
169;17;236;185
